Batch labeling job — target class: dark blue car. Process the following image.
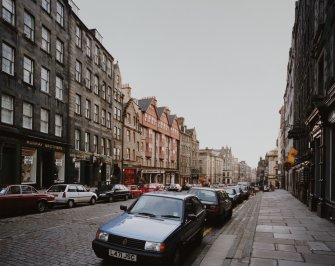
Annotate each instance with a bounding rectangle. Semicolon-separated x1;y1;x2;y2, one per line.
92;191;205;265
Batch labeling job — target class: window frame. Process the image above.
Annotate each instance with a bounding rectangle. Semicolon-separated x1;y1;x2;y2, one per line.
2;42;14;75
40;108;49;134
23;10;34;41
41;26;50;53
22;101;33;129
56;1;64;27
1;94;14;125
40;66;50;93
55;114;62;137
2;0;15;25
23;55;34;85
55;76;63;100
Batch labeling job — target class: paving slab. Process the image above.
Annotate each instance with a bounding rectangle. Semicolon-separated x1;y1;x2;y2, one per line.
278;260;326;266
307;242;331;251
253;242;275;251
274;233;314;241
303;254;335;265
252;249;303;261
276;244;296;252
250;258;277;266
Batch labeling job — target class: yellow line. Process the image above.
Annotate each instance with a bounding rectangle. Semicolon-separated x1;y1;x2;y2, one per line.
203;227;213;237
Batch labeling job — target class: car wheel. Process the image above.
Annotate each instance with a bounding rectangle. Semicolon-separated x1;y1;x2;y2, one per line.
67;200;74;208
90;197;96;205
171;247;181;266
108;196;113;203
36;201;46;213
194;226;204;246
124;194;128;201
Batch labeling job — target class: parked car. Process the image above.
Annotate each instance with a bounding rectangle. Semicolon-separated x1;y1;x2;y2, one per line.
222;187;239;207
188;187;232;224
167;183;182;192
92;191;205;265
46;184;97;208
126;185;143;198
138;183;164;193
228;186;243;203
95;183;131;202
0;184;55;214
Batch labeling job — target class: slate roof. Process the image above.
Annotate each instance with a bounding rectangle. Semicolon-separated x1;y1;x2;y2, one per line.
168;114;177;126
157;107;165;118
137;98;152;112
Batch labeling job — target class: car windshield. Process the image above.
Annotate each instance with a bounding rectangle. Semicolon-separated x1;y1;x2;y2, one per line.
47;185;66;192
129;195;182;220
189;189;217;203
224;188;234;195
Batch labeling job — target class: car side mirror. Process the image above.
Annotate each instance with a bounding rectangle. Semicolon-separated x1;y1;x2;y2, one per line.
120;205;127;211
187;214;196;220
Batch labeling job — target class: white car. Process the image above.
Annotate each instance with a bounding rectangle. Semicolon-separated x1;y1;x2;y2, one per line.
46;184;97;208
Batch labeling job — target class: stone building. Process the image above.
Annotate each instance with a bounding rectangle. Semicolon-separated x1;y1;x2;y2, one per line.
188;128;200;184
112;62;124;183
265;149;278;188
138;97;180;185
198;148;223;184
177;117;192;186
284;0;335;222
219;146;234;184
67;5;115;187
121;84;142;185
0;0;70;187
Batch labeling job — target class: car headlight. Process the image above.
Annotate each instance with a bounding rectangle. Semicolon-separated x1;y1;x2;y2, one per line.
144;241;165;252
96;230;109;242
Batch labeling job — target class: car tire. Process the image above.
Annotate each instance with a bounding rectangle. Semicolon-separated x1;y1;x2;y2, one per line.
36;201;46;213
194;226;204;246
108;196;113;203
170;247;181;266
124;194;128;201
90;197;96;205
67;200;74;208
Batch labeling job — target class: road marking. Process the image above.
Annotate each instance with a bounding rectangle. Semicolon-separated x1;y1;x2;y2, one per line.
203;227;213;237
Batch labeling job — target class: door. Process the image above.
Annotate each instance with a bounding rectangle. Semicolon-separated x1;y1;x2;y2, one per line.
76;185;89;203
40;150;53;188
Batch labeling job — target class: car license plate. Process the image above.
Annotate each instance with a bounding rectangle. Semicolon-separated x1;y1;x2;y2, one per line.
109;249;137;262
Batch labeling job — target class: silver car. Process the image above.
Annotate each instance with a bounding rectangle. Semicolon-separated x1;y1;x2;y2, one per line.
46;184;97;208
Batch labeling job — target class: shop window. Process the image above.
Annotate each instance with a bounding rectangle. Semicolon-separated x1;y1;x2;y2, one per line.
54;152;65;183
21;147;37;184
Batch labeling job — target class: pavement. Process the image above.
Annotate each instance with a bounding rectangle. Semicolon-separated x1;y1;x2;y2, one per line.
196;189;335;266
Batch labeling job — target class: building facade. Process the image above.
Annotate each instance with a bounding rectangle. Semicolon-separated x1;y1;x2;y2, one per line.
198;148;223;184
0;0;70;188
67;7;115;187
138;97;180;185
220;146;234;184
121;84;142;185
284;0;335;222
188;128;200;184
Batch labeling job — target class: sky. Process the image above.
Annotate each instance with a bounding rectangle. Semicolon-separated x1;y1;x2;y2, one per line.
76;0;296;168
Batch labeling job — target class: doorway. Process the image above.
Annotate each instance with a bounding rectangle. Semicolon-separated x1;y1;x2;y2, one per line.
40;150;53;188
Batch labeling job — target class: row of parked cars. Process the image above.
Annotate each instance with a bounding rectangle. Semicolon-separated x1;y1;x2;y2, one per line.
92;184;252;265
0;182;187;216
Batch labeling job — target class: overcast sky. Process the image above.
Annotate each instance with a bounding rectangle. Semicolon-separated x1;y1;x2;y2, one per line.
76;0;296;168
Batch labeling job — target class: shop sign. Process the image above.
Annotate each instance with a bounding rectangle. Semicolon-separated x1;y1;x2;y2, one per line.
55;159;63;167
26;140;63;151
142;169;165;174
24;156;33;165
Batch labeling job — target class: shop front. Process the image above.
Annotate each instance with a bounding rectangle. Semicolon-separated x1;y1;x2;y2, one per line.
140;169;165;184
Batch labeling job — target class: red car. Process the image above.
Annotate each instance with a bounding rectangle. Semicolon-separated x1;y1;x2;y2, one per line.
126;185;143;198
0;184;55;215
138;183;164;193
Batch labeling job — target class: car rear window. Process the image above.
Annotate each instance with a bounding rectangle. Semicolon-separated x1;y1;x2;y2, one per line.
190;189;217;203
47;185;66;192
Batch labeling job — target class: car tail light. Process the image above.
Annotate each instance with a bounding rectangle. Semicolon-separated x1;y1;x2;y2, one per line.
209;205;219;211
62;192;66;198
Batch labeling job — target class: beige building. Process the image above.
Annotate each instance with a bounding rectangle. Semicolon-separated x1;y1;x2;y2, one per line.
265;149;279;187
177;117;192;185
199;148;223;184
